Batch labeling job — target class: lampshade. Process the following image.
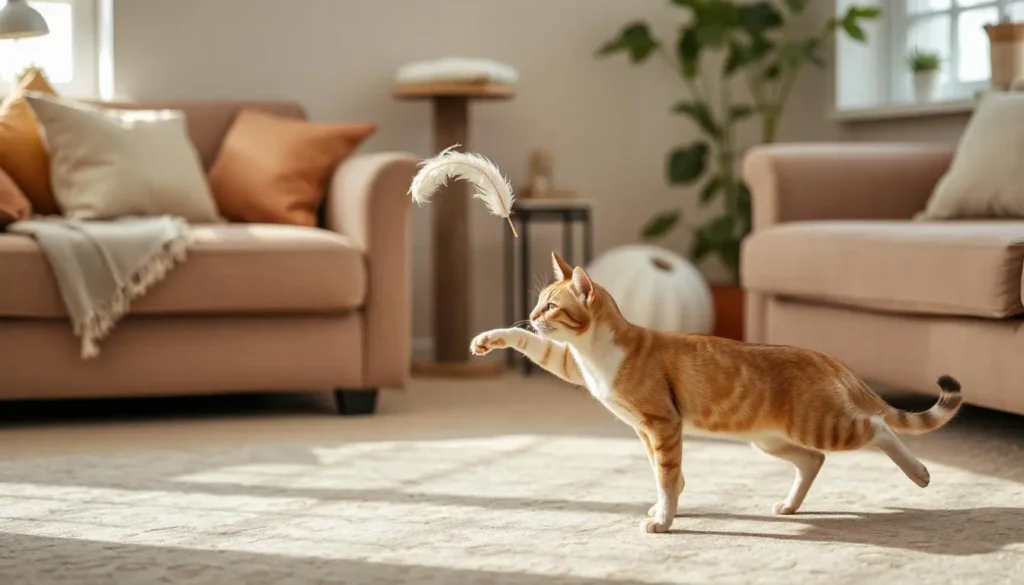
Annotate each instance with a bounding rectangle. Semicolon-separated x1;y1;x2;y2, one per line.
0;0;49;40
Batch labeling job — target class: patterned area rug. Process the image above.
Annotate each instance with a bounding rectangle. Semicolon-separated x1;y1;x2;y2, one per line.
0;378;1021;584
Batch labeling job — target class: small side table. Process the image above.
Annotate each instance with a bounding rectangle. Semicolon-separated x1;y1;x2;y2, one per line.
504;199;594;374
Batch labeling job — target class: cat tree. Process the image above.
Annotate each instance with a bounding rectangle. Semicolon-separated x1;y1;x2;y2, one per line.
395;79;515;376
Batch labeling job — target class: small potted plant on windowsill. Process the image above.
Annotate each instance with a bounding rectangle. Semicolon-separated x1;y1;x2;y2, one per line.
908;48;941;102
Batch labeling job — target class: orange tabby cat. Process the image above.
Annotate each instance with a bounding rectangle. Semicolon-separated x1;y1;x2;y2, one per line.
470;252;963;534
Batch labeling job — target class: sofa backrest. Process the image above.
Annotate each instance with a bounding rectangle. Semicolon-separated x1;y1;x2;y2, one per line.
96;100;307;169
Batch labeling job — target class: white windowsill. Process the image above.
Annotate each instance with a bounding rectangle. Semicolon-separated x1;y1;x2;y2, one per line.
831;98;977;123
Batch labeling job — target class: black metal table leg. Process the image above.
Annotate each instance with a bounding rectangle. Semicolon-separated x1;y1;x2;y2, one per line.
583;209;593;265
563;212;574;268
519;216;532;375
504;216;515;368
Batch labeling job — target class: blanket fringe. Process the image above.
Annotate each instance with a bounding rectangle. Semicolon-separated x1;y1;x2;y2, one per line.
73;221;193;359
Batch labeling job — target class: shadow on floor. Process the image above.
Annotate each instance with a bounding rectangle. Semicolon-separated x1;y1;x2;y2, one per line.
0;533;663;585
0;390;338;428
678;506;1024;556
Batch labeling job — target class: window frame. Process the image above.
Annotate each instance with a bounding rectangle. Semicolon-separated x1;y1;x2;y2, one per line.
0;0;99;97
836;0;1019;114
887;0;1013;104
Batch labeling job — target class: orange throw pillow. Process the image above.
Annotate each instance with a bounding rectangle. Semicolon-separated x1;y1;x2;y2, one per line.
0;70;60;216
208;108;376;226
0;166;31;226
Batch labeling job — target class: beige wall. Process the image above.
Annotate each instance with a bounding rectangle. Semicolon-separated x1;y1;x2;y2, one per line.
110;0;969;346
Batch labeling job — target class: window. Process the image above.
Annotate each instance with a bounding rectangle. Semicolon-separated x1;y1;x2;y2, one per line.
0;0;99;96
835;0;1013;114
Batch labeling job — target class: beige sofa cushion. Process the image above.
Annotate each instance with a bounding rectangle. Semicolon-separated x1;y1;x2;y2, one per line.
24;93;223;222
0;224;365;318
918;92;1024;220
742;220;1024;318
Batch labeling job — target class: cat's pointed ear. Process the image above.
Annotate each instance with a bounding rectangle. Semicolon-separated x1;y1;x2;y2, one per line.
571;266;594;304
551;252;573;281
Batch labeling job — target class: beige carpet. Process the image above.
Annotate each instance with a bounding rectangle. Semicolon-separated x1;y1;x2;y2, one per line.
0;375;1021;585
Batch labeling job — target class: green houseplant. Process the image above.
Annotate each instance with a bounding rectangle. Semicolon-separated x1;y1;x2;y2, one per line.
597;0;881;285
908;47;941;102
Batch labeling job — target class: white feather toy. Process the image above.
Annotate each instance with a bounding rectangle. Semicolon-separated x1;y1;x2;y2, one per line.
409;144;518;237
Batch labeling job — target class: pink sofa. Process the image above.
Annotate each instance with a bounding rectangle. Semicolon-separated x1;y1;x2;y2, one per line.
0;100;417;414
741;143;1024;417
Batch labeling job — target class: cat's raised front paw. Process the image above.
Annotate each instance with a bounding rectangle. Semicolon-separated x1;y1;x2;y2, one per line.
469;330;510;356
639;517;672;534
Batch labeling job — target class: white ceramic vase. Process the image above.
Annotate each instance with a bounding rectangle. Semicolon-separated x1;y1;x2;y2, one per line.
585;244;714;334
913;71;938;102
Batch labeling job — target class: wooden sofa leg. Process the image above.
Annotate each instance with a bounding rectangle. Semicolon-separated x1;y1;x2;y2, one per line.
334;389;378;415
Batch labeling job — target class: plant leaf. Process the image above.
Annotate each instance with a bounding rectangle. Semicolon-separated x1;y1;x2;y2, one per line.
704;214;736;244
700;176;722;205
736;181;752;234
724;42;748;76
690;214;736;265
737;1;783;34
748;34;775;60
597;22;660;63
842;19;866;42
672;101;720;137
717;238;742;280
677;26;701;78
667;142;709;185
691;231;713;263
783;0;811;13
849;6;883;19
640;209;682;241
730;104;754;122
696;22;730;47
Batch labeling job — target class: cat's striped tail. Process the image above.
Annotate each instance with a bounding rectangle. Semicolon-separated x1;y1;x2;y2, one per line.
884;375;964;435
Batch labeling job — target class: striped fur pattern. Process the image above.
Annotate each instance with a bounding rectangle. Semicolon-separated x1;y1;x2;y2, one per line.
470;253;964;534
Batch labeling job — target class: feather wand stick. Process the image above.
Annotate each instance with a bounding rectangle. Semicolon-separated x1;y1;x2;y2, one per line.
408;145;519;238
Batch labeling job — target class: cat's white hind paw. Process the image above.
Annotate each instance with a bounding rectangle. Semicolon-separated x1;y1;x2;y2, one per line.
639;517;672;534
772;502;798;515
909;463;930;488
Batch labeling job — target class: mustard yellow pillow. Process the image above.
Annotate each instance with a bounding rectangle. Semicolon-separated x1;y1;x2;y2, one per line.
0;166;30;226
0;70;59;216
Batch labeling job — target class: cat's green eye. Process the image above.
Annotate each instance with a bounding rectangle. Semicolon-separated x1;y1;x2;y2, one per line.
546;303;557;312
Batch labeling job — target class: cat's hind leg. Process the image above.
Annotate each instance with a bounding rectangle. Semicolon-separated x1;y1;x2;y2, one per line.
869;418;930;488
751;437;825;515
639;423;684;534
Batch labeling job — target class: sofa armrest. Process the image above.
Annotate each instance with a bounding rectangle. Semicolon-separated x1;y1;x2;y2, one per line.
325;151;418;389
741;143;954;230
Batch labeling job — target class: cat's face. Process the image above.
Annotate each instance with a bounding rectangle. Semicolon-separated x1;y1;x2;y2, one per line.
529;253;596;342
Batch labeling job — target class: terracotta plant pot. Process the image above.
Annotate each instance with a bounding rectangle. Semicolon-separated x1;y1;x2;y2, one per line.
711;284;745;341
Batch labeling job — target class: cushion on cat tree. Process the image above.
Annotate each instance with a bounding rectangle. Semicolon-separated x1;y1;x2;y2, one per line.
395;57;518;86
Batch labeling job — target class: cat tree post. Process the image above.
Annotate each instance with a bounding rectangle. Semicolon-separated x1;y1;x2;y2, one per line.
394;81;515;376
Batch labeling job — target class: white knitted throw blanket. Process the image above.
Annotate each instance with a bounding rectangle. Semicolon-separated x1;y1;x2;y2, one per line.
7;216;191;359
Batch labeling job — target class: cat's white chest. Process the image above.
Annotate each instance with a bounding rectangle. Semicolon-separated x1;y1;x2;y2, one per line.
570;340;631;423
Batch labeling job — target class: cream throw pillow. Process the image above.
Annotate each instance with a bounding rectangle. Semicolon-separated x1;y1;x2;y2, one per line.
918;92;1024;220
23;92;222;222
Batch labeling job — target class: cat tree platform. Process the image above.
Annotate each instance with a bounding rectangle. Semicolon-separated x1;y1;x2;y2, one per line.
394;80;515;377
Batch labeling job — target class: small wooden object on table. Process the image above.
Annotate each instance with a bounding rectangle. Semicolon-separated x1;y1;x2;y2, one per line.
394;80;515;377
